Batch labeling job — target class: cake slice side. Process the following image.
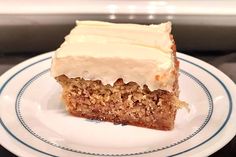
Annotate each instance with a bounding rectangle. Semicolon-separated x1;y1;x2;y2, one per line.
51;21;185;130
56;75;182;130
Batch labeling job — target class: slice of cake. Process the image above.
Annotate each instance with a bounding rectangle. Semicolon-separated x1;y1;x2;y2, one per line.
51;21;185;130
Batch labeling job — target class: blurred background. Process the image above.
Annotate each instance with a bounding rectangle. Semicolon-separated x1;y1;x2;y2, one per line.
0;0;235;80
0;0;235;156
1;0;236;54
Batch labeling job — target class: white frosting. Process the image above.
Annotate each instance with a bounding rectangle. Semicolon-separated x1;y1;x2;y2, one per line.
61;20;172;54
51;21;174;90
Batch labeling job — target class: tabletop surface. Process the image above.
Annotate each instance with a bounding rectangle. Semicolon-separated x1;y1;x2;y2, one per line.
0;52;235;157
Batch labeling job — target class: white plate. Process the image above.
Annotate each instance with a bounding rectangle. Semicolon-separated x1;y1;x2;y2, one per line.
0;52;236;157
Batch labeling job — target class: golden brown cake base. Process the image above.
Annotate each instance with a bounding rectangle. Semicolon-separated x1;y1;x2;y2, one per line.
56;75;182;130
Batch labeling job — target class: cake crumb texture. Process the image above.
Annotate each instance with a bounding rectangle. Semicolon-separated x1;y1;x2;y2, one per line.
56;75;181;130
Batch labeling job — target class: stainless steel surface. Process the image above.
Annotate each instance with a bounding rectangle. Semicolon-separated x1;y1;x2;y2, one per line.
1;0;236;15
1;14;236;54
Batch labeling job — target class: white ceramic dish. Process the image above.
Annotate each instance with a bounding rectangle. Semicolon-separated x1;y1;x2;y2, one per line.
0;52;236;157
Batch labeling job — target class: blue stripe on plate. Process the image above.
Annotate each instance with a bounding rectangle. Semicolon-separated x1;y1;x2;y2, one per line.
0;56;232;157
15;68;213;156
170;58;233;157
0;57;56;157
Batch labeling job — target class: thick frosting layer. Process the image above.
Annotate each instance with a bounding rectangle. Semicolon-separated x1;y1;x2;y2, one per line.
59;21;172;55
51;21;174;90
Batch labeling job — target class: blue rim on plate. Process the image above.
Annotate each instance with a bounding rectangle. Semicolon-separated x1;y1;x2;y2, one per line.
0;56;233;157
15;67;213;156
